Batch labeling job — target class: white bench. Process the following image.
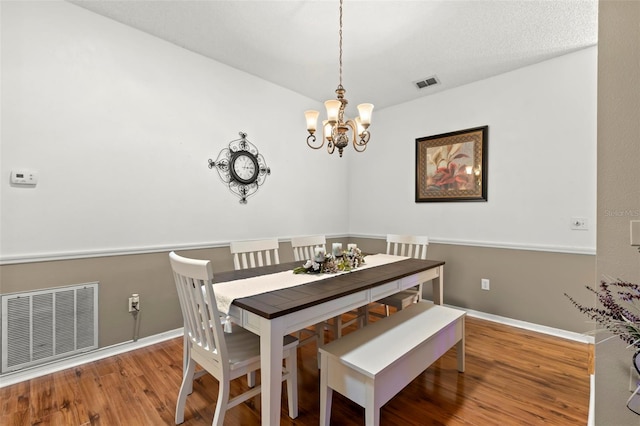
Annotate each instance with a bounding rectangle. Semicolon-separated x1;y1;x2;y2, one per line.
319;301;465;426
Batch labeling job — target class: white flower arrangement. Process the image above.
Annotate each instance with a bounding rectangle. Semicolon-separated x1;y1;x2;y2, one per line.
293;246;365;274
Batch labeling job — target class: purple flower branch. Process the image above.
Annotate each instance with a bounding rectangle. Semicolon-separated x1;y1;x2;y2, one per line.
565;280;640;349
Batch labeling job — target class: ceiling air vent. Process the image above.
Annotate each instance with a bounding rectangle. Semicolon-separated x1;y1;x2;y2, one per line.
414;75;440;90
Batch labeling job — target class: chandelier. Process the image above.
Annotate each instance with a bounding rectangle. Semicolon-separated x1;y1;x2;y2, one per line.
304;0;374;157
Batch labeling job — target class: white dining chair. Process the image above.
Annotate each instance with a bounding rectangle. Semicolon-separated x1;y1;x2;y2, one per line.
291;235;367;345
290;235;326;350
291;235;326;263
371;234;429;317
230;238;280;270
169;251;298;425
231;238;324;358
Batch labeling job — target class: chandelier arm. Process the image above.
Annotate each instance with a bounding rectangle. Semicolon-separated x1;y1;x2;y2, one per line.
327;139;336;155
306;133;325;150
356;130;371;147
345;119;366;152
353;140;367;152
353;134;368;152
345;118;357;141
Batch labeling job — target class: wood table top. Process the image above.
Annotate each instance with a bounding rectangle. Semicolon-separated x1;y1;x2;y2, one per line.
212;258;445;319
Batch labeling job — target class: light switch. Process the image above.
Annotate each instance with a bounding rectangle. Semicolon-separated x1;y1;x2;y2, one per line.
631;220;640;246
10;169;38;186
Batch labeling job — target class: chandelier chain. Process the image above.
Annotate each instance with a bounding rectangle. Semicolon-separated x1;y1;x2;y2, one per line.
339;0;343;88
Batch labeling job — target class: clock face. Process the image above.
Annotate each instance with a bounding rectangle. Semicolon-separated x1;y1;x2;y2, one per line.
230;152;259;184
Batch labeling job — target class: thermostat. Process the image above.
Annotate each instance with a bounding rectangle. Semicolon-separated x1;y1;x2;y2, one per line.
10;170;38;186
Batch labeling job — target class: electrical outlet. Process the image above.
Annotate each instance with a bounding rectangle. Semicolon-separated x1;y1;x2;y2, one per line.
128;293;140;312
481;278;490;291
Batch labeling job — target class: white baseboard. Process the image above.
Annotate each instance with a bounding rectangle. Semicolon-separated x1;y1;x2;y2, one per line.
455;305;594;344
0;328;184;388
0;306;593;388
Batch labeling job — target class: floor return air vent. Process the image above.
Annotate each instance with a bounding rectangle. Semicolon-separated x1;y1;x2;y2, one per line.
1;282;98;373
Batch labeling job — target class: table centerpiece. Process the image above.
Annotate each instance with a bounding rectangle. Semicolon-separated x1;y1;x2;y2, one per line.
293;246;365;274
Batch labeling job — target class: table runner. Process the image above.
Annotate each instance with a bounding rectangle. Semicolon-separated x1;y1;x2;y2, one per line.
213;253;408;314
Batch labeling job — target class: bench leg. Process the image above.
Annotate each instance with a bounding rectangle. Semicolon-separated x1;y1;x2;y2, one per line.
365;382;380;426
457;320;465;372
319;356;333;426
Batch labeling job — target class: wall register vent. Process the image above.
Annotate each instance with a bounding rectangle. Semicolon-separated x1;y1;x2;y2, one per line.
1;282;98;373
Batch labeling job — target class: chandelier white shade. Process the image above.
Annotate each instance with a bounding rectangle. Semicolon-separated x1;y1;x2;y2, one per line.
304;0;374;157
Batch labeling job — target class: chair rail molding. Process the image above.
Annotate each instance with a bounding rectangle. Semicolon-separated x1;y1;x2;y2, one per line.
0;233;593;265
349;234;596;256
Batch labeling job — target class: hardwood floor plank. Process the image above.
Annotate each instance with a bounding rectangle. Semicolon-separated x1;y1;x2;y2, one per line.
29;374;55;424
0;315;590;425
75;363;121;425
51;368;86;426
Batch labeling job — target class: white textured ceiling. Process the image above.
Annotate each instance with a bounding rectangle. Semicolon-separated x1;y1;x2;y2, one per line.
68;0;598;110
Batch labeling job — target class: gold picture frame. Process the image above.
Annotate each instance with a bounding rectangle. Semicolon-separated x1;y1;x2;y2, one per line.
415;126;488;202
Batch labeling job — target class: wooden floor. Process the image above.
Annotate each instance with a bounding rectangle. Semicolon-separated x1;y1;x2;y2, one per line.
0;311;591;425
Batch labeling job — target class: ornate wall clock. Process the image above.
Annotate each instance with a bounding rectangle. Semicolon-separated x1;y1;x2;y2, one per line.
208;132;271;204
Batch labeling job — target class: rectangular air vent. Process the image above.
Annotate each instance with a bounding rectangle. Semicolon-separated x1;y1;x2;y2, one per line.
1;282;98;373
414;75;440;89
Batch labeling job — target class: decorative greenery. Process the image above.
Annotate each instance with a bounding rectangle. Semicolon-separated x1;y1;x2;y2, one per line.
565;280;640;349
293;247;365;274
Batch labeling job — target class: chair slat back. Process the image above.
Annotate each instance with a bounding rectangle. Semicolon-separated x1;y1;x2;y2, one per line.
291;235;327;262
169;252;227;363
386;234;429;260
230;238;280;270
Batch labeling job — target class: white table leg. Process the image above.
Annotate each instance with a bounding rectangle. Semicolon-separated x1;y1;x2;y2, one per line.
319;354;332;426
315;322;325;370
260;316;285;426
285;346;298;419
433;264;444;305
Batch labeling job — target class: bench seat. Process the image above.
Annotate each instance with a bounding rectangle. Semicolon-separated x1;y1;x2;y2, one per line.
319;301;465;426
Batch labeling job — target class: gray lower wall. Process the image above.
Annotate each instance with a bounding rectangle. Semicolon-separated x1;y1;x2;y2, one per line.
596;1;640;425
353;238;595;332
0;238;594;349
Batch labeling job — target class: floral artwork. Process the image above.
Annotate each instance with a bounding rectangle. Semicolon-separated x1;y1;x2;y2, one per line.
416;126;488;202
426;142;475;191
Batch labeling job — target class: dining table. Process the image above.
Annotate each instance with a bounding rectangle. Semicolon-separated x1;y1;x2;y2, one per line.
210;253;445;426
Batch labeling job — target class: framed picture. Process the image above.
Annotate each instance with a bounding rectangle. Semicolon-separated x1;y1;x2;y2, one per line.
415;125;488;202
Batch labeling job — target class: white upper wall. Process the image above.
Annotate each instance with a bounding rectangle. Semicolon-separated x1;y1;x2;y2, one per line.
0;1;347;262
348;47;597;254
0;1;597;262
